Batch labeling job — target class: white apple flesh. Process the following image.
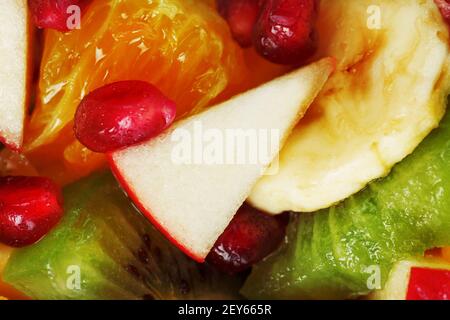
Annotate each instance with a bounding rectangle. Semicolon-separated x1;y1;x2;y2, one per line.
0;0;31;150
109;58;335;261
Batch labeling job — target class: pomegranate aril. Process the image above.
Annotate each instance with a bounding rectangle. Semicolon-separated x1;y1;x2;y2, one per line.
217;0;262;47
74;81;176;153
0;176;63;247
28;0;91;32
207;204;288;274
435;0;450;24
253;0;319;65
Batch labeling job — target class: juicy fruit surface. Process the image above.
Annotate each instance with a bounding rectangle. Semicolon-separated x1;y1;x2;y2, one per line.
217;0;261;47
249;0;450;213
0;151;42;299
0;244;27;300
369;257;450;300
253;0;319;65
2;172;243;300
24;0;248;184
435;0;450;23
207;205;288;274
407;268;450;300
109;58;334;262
444;247;450;262
0;0;30;151
28;0;91;31
0;176;63;247
242;100;450;300
74;81;176;153
0;149;38;177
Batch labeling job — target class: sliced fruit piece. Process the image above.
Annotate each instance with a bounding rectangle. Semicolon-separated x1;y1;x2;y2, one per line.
0;244;28;300
369;258;450;300
109;58;334;262
249;0;450;213
443;247;450;262
242;101;450;300
0;244;12;273
407;267;450;300
0;0;31;151
24;0;249;184
2;172;243;300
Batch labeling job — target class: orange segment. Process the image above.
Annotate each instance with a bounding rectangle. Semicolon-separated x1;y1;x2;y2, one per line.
243;48;292;88
24;0;249;184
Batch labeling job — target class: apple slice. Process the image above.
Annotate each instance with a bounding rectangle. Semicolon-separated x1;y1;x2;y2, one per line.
407;267;450;300
109;58;334;262
0;0;31;151
369;257;450;300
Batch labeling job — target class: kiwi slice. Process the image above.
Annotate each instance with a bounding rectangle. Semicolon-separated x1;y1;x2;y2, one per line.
2;172;243;300
242;100;450;300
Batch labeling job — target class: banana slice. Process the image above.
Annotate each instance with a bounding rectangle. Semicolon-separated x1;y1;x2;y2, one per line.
249;0;450;213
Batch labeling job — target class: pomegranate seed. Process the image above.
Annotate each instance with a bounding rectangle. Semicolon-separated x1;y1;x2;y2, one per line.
253;0;319;65
207;204;288;274
28;0;91;32
217;0;262;47
0;176;63;247
435;0;450;25
74;81;177;153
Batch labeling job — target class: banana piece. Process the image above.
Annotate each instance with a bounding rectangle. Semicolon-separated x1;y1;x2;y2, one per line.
249;0;450;213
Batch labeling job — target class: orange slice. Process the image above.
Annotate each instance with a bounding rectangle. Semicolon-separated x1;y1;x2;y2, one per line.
24;0;249;184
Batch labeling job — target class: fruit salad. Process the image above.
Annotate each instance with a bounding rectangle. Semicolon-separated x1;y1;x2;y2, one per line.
0;0;449;301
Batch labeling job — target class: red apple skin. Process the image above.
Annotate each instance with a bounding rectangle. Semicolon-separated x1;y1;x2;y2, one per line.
107;154;206;263
407;267;450;300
